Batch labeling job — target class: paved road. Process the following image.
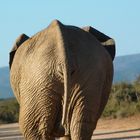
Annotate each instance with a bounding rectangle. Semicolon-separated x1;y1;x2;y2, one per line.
0;123;140;140
0;124;23;140
93;128;140;140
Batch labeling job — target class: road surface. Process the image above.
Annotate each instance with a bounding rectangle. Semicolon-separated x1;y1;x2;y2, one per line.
0;116;140;140
0;123;23;140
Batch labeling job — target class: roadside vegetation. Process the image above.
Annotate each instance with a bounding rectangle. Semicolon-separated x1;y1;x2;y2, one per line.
0;98;19;124
102;76;140;118
0;77;140;124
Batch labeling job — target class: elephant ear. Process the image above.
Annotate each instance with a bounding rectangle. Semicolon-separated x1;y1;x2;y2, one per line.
82;26;116;61
9;34;29;69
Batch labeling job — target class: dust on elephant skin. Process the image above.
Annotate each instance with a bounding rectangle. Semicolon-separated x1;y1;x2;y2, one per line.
9;20;115;140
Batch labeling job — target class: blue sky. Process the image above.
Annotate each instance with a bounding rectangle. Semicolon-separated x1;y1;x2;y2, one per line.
0;0;140;67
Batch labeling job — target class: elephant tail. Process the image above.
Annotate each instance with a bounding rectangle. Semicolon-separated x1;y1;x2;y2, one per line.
60;34;71;136
53;59;71;136
61;57;71;135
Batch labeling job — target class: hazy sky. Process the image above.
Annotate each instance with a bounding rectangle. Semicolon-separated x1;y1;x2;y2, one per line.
0;0;140;67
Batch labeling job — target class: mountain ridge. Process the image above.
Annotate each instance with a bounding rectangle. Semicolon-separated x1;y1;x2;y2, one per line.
113;53;140;83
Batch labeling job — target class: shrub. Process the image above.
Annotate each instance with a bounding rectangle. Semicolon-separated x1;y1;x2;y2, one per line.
102;81;140;118
0;98;19;124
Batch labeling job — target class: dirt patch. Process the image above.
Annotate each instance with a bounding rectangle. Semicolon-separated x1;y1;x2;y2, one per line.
93;115;140;139
96;115;140;130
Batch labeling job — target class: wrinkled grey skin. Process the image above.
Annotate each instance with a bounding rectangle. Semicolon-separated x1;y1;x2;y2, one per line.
9;20;115;140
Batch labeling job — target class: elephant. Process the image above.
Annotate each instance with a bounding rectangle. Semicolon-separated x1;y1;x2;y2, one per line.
9;20;115;140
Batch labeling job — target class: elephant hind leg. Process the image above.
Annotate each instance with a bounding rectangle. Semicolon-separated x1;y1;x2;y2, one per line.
70;107;98;140
70;121;96;140
19;89;62;140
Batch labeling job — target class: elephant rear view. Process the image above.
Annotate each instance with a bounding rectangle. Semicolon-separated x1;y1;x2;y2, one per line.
9;20;115;140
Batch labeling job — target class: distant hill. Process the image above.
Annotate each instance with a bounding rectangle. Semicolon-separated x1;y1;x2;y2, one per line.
113;53;140;83
0;67;14;99
0;53;140;99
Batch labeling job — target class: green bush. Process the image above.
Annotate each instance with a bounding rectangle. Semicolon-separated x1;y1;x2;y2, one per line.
102;79;140;119
0;98;19;124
